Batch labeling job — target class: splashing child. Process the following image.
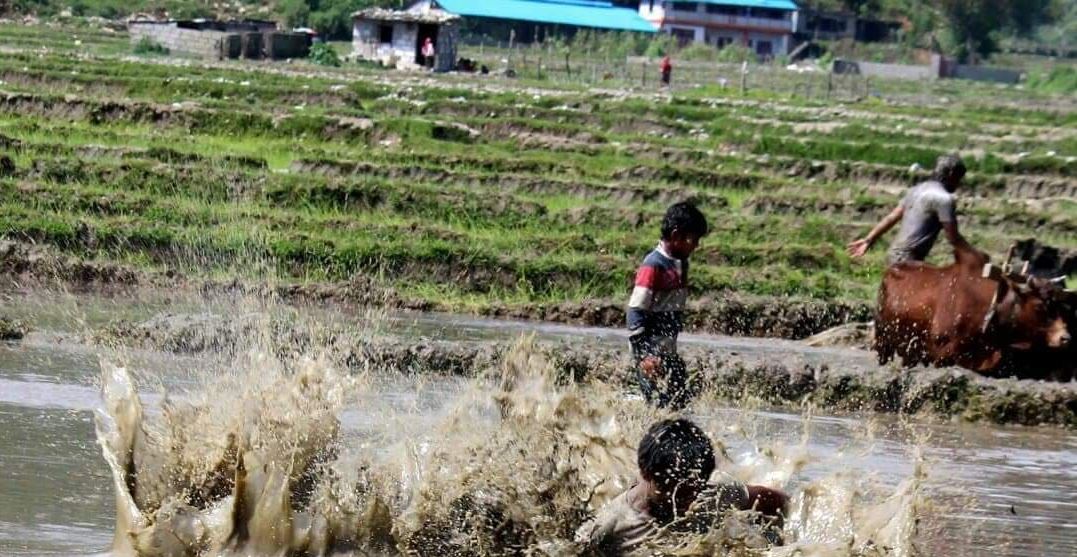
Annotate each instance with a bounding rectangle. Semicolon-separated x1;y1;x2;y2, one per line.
627;202;707;409
575;418;788;553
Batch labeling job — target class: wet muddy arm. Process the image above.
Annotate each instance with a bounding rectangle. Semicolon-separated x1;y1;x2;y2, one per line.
745;485;789;524
849;206;903;256
943;221;973;255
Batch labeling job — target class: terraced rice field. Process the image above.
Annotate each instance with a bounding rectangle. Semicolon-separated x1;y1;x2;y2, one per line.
0;21;1074;338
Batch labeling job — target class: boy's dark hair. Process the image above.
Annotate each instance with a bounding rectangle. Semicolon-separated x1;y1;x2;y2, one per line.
661;202;708;241
638;418;715;489
932;154;966;183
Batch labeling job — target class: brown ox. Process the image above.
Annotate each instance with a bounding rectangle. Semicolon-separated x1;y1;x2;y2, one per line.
874;246;1072;376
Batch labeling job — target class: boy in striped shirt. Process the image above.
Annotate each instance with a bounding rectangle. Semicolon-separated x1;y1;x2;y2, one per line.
627;202;708;409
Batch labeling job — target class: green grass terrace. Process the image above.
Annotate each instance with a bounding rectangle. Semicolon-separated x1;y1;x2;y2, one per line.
0;21;1074;337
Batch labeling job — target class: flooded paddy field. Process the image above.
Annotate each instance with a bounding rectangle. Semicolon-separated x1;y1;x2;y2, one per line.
1;292;1075;556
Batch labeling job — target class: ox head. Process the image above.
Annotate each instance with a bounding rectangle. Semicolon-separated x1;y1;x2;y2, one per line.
1002;282;1072;351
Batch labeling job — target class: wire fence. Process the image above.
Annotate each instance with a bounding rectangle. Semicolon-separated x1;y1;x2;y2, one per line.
456;42;872;101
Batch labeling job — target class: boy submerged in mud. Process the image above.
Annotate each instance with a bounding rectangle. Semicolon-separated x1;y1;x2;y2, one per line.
576;418;788;554
627;202;707;409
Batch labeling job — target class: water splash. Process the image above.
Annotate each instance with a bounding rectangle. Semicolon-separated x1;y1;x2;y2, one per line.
95;316;927;556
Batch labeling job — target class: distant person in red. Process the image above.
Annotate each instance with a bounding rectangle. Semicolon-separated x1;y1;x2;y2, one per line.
660;54;672;87
421;37;435;69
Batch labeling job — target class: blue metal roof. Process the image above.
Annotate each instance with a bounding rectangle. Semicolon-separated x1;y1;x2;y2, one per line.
696;0;798;10
434;0;658;32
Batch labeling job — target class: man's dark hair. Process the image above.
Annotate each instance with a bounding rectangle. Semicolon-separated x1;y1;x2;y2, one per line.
661;202;708;241
933;154;966;183
638;419;715;490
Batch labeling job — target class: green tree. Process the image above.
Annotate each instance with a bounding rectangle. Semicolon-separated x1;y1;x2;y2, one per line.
939;0;1054;60
1006;0;1053;36
280;0;311;28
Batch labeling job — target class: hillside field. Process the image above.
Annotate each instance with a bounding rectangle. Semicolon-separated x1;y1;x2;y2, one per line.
0;20;1074;338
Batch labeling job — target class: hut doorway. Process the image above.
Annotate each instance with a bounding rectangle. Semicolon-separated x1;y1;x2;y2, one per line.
415;23;438;65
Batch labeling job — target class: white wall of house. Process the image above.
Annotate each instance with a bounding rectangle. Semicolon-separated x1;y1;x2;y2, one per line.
640;1;794;54
353;20;421;69
639;0;666;22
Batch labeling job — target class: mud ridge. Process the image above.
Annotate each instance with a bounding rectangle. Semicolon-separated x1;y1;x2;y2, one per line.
744;195;1076;235
74;311;1077;428
764;157;1077;198
0;240;869;340
290;158;730;207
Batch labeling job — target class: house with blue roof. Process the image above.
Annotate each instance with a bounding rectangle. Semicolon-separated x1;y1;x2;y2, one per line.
353;0;802;70
639;0;799;57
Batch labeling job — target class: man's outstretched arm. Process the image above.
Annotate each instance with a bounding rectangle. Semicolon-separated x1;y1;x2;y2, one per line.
847;205;904;258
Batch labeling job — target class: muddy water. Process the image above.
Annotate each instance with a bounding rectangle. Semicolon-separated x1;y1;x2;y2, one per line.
0;304;1075;556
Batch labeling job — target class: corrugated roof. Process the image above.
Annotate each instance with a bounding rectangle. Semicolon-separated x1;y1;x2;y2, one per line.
433;0;658;32
695;0;798;10
353;7;461;24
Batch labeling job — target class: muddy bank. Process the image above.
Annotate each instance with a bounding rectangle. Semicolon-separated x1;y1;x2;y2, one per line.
0;240;870;340
475;296;872;339
69;310;1077;427
0;315;28;340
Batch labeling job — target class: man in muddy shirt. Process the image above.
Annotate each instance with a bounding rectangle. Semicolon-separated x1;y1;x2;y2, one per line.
848;155;972;265
575;419;788;555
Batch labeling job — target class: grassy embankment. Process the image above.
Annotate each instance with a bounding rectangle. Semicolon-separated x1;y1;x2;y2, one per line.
0;22;1073;336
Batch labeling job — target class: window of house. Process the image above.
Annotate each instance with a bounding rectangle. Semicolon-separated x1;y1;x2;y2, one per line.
670;2;697;12
715;36;733;48
756;40;773;55
379;24;393;44
751;8;786;20
670;27;695;46
706;4;744;16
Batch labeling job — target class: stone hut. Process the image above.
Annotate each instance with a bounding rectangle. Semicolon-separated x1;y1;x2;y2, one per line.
351;8;459;72
128;19;310;60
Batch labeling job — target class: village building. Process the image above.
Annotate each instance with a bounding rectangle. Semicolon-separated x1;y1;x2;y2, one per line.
411;0;656;43
792;8;900;43
128;19;310;60
639;0;797;56
352;8;461;71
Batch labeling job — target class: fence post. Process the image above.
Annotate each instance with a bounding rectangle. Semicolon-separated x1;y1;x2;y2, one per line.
642;60;647;87
508;29;515;71
740;61;747;95
826;71;833;100
565;52;570;78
